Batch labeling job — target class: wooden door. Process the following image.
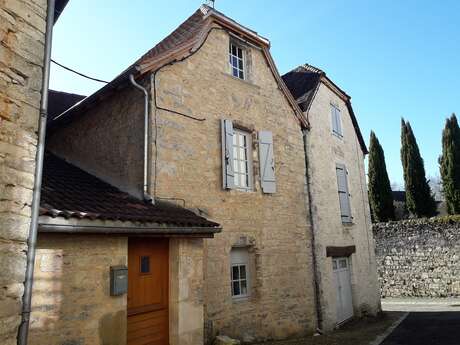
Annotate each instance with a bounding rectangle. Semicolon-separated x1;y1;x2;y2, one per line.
128;238;169;345
333;257;354;324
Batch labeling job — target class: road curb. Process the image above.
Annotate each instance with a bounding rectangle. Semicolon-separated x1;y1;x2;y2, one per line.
368;312;409;345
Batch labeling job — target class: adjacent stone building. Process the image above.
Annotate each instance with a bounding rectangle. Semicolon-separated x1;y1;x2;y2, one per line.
0;1;68;343
283;65;381;330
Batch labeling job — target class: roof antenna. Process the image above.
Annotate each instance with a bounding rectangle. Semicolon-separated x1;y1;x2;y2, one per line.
206;0;215;8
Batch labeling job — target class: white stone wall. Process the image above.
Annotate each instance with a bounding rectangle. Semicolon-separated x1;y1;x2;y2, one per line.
306;82;380;330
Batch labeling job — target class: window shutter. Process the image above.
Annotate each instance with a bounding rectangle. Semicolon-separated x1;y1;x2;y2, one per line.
332;106;342;136
336;164;351;222
335;107;342;136
221;119;234;189
258;131;276;193
331;106;339;134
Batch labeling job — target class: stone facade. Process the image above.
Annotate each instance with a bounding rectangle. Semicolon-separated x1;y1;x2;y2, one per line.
374;218;460;298
30;234;128;345
305;82;380;330
47;83;145;199
0;0;47;343
29;226;207;345
152;28;316;341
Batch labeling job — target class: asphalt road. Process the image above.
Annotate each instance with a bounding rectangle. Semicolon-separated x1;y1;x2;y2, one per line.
381;312;460;345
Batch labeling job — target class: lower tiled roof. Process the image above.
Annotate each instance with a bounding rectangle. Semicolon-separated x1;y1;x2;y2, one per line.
40;152;219;228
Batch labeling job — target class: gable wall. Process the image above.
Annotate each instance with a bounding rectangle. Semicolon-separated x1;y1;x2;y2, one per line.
46;85;145;198
306;82;380;330
150;26;316;341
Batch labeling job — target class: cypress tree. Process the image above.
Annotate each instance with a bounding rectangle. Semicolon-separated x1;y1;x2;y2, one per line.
439;113;460;214
400;119;437;217
368;131;395;222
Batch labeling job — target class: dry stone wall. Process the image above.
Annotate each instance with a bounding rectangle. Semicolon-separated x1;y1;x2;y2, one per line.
373;218;460;298
0;1;47;344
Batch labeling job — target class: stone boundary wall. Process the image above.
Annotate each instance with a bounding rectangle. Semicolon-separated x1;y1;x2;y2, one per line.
373;218;460;298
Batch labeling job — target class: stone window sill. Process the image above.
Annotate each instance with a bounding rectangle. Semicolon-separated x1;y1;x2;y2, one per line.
222;72;260;89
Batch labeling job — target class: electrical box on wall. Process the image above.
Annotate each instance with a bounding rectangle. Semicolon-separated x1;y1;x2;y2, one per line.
110;265;128;296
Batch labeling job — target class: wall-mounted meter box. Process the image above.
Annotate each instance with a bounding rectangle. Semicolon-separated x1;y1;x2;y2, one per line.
110;265;128;296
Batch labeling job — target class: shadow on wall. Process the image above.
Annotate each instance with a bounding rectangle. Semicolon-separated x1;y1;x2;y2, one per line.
29;233;127;345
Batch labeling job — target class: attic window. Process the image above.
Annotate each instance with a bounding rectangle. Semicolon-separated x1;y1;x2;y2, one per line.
229;42;245;80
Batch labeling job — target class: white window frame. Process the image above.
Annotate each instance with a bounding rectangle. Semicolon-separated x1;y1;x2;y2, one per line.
230;248;250;299
229;41;245;80
331;104;343;138
232;129;253;190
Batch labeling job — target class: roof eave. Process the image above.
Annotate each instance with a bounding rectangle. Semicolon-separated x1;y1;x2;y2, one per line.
39;222;222;238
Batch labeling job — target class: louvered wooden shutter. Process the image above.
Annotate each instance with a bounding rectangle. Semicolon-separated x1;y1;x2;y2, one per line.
336;164;352;223
221;119;234;189
259;131;276;193
332;106;342;136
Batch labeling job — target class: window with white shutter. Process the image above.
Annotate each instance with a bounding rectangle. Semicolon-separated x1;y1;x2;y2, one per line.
336;164;352;223
221;120;253;190
258;131;276;193
331;104;343;137
232;129;253;190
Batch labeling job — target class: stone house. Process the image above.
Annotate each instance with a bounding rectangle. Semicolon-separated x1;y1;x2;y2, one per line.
16;4;379;345
34;5;317;345
0;1;69;344
283;65;381;330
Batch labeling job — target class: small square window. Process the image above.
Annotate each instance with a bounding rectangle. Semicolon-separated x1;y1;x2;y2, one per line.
140;256;150;274
229;42;245;80
230;247;250;298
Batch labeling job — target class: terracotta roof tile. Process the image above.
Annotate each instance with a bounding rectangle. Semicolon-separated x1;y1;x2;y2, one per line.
40;152;219;227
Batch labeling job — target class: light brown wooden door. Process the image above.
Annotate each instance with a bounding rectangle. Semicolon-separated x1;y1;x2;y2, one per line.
128;238;169;345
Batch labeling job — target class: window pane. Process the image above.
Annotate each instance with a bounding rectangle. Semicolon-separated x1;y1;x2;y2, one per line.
240;265;246;279
140;256;150;273
239;160;246;175
231;44;236;56
239;147;245;161
332;260;338;270
239;70;244;79
232;281;240;296
340;259;347;268
238;173;244;187
240;280;247;295
232;266;239;280
233;146;238;159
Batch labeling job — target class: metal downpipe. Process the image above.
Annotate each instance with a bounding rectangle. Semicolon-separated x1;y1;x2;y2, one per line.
302;129;323;333
129;74;153;203
18;0;55;344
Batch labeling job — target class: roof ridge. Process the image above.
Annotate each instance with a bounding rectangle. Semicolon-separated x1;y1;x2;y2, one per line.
300;63;325;75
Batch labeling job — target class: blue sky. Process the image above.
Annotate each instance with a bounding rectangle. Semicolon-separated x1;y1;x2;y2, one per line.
51;0;460;186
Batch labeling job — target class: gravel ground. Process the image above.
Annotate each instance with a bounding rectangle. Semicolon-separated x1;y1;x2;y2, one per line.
253;312;404;345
